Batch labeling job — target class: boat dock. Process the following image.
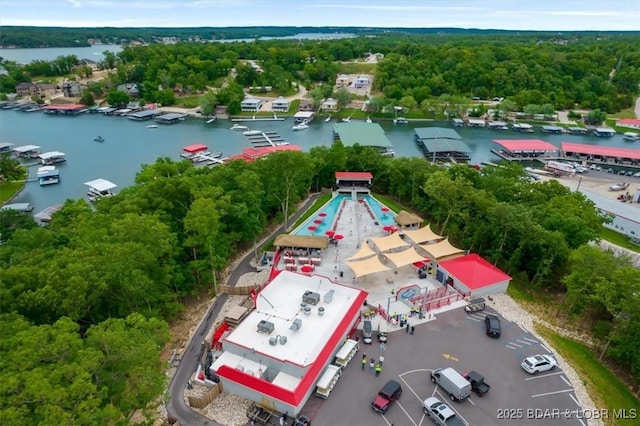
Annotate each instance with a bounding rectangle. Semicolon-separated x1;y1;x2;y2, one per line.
245;131;287;147
232;114;285;122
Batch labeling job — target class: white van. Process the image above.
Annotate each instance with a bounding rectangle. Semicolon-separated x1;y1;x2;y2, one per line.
430;367;472;402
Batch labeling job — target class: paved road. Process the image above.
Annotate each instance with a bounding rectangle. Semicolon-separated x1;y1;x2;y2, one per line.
166;192;324;425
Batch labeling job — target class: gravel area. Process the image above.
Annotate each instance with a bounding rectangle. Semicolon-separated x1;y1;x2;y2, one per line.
203;393;254;426
488;294;603;426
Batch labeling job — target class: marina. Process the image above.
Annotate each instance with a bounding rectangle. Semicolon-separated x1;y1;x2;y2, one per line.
1;108;638;213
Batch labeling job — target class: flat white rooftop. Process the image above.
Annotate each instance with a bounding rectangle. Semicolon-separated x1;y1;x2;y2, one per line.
224;270;364;367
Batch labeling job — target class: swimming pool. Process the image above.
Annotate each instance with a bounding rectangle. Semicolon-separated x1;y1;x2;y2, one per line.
294;195;396;236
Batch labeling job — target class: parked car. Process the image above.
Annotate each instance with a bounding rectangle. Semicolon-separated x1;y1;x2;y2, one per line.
371;380;402;413
607;168;614;173
625;170;634;176
484;314;501;338
589;164;602;171
634;172;640;178
618;169;627;175
293;414;311;426
521;354;557;374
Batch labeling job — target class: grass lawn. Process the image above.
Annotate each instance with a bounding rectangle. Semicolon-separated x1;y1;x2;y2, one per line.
0;181;26;204
536;326;640;426
608;108;637;119
600;228;640;253
173;95;201;109
371;193;406;214
290;193;332;230
338;63;377;74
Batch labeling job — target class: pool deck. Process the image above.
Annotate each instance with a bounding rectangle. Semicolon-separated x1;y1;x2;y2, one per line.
279;195;466;333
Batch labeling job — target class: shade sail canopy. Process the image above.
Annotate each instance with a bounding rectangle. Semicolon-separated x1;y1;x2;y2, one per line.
274;234;329;250
439;253;511;290
345;256;391;278
402;225;443;244
394;210;424;226
347;243;377;261
419;238;464;260
384;247;430;269
370;232;410;252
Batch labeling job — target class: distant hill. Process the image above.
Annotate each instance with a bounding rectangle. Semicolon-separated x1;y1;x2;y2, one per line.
1;26;638;48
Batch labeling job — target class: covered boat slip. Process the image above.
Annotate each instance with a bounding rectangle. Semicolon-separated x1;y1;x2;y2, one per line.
84;178;118;201
38;169;60;186
333;122;394;149
1;203;34;213
13;144;41;158
39;151;66;164
0;142;15;153
155;113;186;124
492;139;558;160
414;127;471;161
560;142;640;165
128;109;162;121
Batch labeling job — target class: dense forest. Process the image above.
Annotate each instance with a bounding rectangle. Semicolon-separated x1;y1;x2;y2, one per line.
2;25;637;48
1;144;639;423
2;33;639;114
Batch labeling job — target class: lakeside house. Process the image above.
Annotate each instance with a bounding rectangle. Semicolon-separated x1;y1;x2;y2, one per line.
616;118;640;130
15;82;57;99
62;81;87;97
240;98;262;112
354;75;370;88
321;98;339;112
298;100;315;112
271;97;290;113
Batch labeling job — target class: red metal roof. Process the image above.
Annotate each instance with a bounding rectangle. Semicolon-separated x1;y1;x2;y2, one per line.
561;142;640;160
41;104;85;110
438;254;511;290
335;171;373;179
616;118;640;126
226;145;302;163
182;144;208;153
216;278;368;407
493;139;557;152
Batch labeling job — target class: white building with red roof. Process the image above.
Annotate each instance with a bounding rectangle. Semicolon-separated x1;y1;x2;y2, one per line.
437;253;512;297
335;171;373;196
616;118;640;130
210;270;367;415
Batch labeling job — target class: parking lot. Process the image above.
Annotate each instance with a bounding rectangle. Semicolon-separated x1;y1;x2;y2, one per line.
299;307;587;426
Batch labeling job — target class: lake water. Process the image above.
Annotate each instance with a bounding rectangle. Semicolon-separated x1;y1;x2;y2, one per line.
0;45;123;64
0;109;636;213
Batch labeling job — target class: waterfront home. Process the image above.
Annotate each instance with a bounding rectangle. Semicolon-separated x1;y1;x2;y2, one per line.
62;81;86;97
335;74;349;87
615;118;640;130
321;98;339;112
271;97;290;113
298;100;315;112
240;98;262;112
15;82;57;99
117;83;139;97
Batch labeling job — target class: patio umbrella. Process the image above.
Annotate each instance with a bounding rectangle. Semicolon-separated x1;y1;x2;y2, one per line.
333;234;344;240
308;226;317;231
319;212;327;217
412;261;426;269
314;219;323;224
300;265;314;273
381;207;390;212
383;225;398;233
325;230;335;237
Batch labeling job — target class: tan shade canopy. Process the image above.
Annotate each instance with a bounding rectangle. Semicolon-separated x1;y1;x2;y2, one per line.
370;232;410;252
274;234;329;250
346;243;377;261
345;256;391;278
402;225;443;244
394;210;424;226
384;247;429;269
419;238;464;260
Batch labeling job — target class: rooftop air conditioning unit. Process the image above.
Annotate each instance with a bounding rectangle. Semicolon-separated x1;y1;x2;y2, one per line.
269;337;278;346
324;290;335;303
302;291;320;306
289;318;302;331
280;336;287;345
257;320;275;334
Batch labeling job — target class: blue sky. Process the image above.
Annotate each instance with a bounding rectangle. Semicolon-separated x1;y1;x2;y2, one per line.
0;0;638;30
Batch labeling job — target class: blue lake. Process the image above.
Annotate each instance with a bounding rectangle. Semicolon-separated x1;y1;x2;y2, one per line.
0;109;636;213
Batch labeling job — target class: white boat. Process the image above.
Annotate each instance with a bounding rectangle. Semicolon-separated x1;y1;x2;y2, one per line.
243;130;263;136
230;124;249;131
325;116;332;123
341;117;352;123
623;131;639;141
393;117;408;124
206;117;217;124
147;124;158;129
292;123;309;131
94;136;105;142
366;117;372;123
275;142;290;146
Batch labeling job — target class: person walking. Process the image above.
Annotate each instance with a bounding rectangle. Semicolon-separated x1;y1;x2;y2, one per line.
405;322;410;333
410;325;415;335
379;342;385;355
378;354;384;365
362;354;367;371
369;358;375;372
375;362;382;377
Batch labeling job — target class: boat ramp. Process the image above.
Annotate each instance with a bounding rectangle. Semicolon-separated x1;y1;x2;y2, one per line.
244;131;288;148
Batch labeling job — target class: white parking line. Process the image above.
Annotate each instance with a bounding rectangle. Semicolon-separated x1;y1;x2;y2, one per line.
570;393;582;407
522;337;538;343
509;342;523;347
466;317;482;322
578;416;587;426
561;375;572;387
540;343;552;352
394;401;418;426
467;397;476;406
531;389;574;398
505;344;518;350
516;339;533;345
525;371;564;380
398;371;430;402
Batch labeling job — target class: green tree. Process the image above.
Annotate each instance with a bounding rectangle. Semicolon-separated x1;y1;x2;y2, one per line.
79;89;95;106
585;109;607;125
106;89;129;107
334;87;352;109
200;90;218;116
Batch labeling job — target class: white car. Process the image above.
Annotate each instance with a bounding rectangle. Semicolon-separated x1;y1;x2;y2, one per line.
521;354;557;374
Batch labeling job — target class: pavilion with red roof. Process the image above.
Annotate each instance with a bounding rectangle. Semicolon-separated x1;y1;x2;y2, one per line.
493;139;558;159
616;118;640;130
561;142;640;161
41;104;85;115
437;253;512;297
335;171;373;196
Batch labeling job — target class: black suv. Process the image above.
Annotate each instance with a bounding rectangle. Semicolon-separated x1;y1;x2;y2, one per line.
484;314;501;338
371;380;402;414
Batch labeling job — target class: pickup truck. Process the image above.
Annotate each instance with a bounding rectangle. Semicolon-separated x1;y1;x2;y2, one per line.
423;397;466;426
462;370;490;397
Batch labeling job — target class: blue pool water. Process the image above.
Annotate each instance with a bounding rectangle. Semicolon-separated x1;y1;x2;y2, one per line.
294;195;396;236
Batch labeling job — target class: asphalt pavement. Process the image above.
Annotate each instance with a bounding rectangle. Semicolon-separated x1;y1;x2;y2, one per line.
166;192;324;425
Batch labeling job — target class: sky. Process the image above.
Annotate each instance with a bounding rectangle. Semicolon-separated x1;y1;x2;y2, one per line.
0;0;638;31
